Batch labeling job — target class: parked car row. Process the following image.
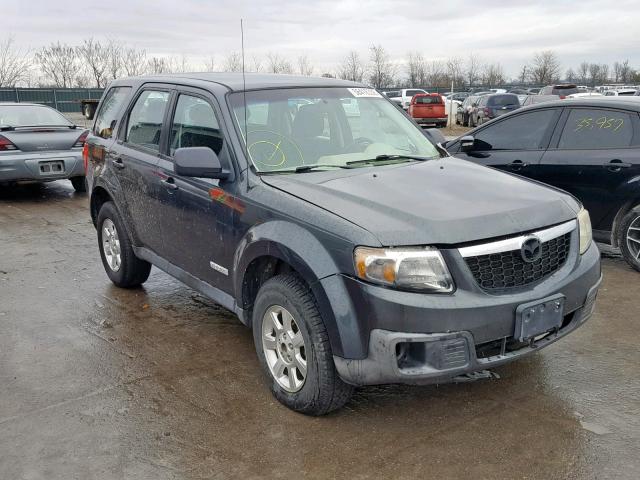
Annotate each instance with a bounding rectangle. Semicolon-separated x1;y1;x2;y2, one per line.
446;97;640;271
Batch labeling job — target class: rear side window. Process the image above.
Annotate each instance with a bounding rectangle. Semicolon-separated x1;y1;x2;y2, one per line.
94;86;131;139
415;96;441;105
552;87;579;96
488;95;519;107
170;94;223;155
125;90;170;152
474;109;557;150
558;109;636;149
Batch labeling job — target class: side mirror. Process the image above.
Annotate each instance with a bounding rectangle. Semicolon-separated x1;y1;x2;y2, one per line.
460;135;475;152
425;128;446;145
174;147;228;179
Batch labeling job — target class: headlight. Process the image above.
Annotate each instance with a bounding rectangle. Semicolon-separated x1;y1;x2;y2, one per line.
578;207;592;254
354;246;454;292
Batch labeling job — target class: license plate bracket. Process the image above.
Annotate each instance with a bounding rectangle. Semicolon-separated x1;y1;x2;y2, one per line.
514;294;565;342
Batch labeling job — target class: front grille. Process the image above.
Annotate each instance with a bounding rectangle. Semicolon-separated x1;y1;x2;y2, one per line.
464;232;572;291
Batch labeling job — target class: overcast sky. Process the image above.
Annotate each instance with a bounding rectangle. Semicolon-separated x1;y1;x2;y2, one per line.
5;0;640;78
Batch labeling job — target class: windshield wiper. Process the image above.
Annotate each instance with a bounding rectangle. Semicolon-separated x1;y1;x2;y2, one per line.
346;154;433;166
259;164;352;174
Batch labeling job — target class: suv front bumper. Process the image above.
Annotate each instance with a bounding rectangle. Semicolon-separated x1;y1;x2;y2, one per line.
327;240;601;386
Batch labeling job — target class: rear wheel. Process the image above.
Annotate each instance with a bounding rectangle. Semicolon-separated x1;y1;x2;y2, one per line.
618;206;640;272
70;176;86;193
252;274;354;415
97;201;151;287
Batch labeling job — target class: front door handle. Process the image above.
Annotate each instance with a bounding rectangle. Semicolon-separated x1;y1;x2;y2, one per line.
510;159;528;170
604;159;632;172
111;157;125;170
160;178;179;190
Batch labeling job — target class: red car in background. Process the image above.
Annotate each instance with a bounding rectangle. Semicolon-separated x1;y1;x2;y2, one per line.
408;93;448;128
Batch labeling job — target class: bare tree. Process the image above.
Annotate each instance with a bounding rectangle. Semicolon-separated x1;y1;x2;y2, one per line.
77;38;108;87
465;54;482;87
266;52;293;74
619;59;632;83
36;42;81;88
425;60;446;88
169;54;191;73
338;51;365;82
224;52;242;72
105;40;125;80
565;68;576;83
147;56;171;74
203;56;216;72
297;55;313;76
123;48;147;76
406;52;425;87
250;55;262;73
0;37;31;87
446;56;464;88
368;44;396;88
599;63;610;84
481;63;505;87
578;62;589;85
528;50;561;85
613;61;622;83
588;63;600;87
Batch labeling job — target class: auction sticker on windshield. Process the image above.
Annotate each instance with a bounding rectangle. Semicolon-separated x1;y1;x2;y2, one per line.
348;88;382;98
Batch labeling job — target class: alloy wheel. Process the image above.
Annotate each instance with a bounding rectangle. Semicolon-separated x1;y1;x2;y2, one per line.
626;215;640;261
102;218;122;272
262;305;307;392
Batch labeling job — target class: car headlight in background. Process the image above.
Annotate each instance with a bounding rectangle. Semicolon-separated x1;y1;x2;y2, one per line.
578;207;592;254
354;246;454;292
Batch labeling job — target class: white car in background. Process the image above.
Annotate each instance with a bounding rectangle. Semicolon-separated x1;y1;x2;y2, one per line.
603;89;637;97
388;89;428;109
566;92;603;99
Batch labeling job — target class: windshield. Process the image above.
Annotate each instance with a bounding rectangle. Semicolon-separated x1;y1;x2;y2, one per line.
0;105;72;127
230;87;439;173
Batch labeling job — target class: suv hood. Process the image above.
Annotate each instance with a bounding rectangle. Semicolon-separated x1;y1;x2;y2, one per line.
260;158;578;246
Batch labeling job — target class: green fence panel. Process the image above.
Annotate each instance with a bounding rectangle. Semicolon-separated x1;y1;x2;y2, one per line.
1;88;104;113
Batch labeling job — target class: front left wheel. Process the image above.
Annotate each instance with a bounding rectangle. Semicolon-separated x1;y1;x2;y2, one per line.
97;201;151;288
618;206;640;272
252;274;354;415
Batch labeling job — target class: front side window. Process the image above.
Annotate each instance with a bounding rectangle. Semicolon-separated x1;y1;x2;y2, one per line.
474;109;557;150
125;90;170;151
94;86;131;139
558;109;635;149
230;87;439;172
170;94;222;155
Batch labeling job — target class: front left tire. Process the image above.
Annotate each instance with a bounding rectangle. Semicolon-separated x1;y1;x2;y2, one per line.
618;205;640;272
252;273;354;415
97;201;151;288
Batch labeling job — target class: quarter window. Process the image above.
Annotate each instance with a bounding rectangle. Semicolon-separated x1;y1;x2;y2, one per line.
170;95;223;155
125;90;170;151
558;109;635;149
474;110;557;150
93;86;131;139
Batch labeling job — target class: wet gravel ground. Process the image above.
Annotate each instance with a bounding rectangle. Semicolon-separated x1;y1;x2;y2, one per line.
1;181;639;480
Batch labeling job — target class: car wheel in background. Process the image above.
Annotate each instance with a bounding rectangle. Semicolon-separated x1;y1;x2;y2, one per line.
252;273;354;415
618;206;640;272
97;201;151;287
70;176;87;193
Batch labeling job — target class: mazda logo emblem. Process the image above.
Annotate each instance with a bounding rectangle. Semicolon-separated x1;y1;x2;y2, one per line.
521;236;542;263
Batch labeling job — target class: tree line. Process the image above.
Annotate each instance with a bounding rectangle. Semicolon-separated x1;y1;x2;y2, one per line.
1;36;638;89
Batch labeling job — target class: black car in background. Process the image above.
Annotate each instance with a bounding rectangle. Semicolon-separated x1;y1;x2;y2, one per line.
446;99;640;270
470;93;520;126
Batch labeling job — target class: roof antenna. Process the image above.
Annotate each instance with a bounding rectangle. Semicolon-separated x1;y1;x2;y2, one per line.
240;19;248;160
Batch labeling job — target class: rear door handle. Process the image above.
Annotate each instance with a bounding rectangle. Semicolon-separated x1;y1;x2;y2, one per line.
510;159;528;170
111;157;125;170
604;160;632;172
160;177;179;190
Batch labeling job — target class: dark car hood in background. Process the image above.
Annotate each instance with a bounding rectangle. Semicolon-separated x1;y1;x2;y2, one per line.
261;158;578;246
1;129;82;152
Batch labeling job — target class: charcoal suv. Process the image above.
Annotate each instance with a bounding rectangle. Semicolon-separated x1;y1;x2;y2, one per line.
86;74;601;415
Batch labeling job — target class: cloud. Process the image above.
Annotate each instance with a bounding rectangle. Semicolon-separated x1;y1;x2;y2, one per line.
5;0;640;78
